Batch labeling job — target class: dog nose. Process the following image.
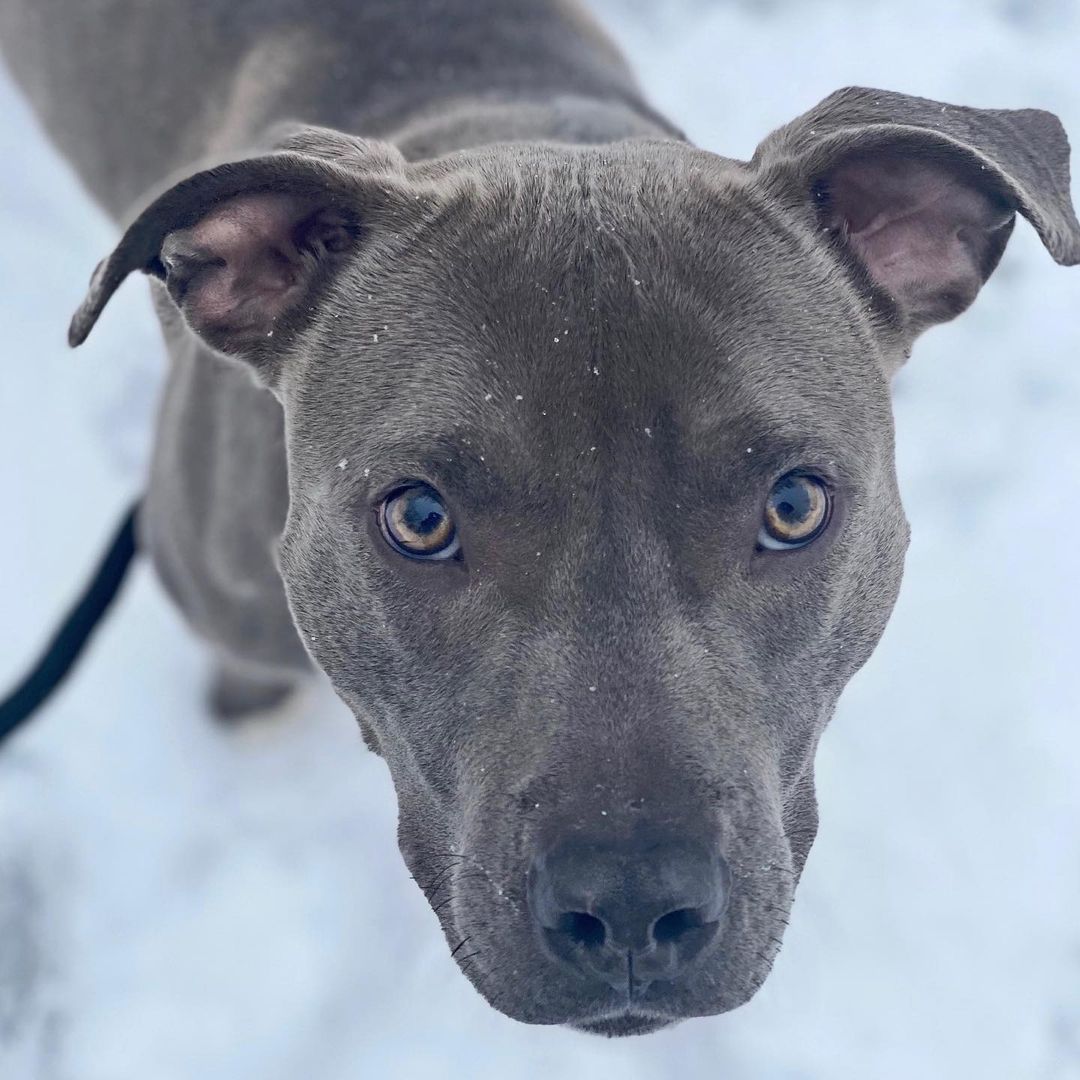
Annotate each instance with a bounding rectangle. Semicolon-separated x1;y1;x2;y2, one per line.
527;834;730;992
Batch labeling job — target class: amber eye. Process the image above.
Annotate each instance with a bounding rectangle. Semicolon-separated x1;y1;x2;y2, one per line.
758;473;831;550
379;484;459;560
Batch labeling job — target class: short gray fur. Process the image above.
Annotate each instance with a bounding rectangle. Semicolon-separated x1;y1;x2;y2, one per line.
2;0;1076;1037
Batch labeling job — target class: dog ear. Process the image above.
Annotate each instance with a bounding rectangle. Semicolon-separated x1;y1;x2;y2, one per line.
752;87;1080;366
69;133;408;385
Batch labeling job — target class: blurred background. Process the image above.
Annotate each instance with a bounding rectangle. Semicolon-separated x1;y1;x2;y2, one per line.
1;1;1078;1077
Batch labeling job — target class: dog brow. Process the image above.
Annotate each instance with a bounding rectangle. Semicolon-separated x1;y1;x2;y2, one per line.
360;429;519;514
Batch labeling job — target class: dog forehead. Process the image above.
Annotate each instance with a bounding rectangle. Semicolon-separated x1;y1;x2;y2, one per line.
295;140;889;484
310;326;887;523
417;142;879;371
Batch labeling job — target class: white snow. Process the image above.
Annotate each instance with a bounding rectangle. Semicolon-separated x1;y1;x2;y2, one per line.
2;2;1079;1078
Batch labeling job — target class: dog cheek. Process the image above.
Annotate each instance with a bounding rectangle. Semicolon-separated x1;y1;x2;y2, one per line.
823;497;910;687
279;509;519;808
781;770;820;875
275;499;411;725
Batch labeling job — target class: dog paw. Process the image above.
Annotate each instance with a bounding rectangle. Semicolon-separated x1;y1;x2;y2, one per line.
207;666;299;722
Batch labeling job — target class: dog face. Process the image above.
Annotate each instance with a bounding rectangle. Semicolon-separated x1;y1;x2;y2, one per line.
74;88;1079;1034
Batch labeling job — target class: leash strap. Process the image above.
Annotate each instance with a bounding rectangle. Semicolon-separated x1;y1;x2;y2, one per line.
0;500;141;744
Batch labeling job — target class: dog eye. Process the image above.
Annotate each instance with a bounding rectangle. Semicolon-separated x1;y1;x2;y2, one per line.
379;484;460;560
758;473;831;550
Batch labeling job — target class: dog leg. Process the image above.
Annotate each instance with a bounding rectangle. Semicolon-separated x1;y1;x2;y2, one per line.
207;660;299;722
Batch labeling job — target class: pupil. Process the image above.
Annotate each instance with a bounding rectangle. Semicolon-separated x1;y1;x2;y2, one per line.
403;493;444;536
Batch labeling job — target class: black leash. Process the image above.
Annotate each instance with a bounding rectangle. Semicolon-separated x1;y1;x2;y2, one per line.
0;500;141;744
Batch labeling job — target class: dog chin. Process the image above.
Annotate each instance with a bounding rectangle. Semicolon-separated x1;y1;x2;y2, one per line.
570;1010;678;1038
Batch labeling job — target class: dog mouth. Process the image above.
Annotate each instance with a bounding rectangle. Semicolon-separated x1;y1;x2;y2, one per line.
570;1006;679;1038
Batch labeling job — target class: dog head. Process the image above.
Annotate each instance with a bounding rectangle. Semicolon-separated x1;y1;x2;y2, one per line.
73;88;1079;1034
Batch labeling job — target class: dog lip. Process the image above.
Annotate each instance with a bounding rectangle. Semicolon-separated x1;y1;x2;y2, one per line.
569;1004;678;1037
552;966;694;1027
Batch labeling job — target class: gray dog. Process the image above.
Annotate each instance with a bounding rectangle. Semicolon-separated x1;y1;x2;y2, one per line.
2;0;1077;1038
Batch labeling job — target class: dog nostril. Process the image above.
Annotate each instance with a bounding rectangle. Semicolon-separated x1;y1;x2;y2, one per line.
557;911;606;949
652;906;708;945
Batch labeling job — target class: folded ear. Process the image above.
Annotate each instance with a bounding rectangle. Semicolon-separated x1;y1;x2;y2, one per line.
69;132;407;385
752;87;1080;366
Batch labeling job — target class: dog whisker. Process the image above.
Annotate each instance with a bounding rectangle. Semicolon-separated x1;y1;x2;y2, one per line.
431;894;457;915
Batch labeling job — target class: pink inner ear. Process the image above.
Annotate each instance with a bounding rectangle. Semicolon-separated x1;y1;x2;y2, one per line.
162;191;346;351
826;155;1014;330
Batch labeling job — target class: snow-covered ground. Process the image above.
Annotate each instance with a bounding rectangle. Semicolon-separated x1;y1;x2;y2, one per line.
1;1;1078;1077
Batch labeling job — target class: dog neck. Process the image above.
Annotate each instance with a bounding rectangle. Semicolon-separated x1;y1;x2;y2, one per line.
206;2;680;163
